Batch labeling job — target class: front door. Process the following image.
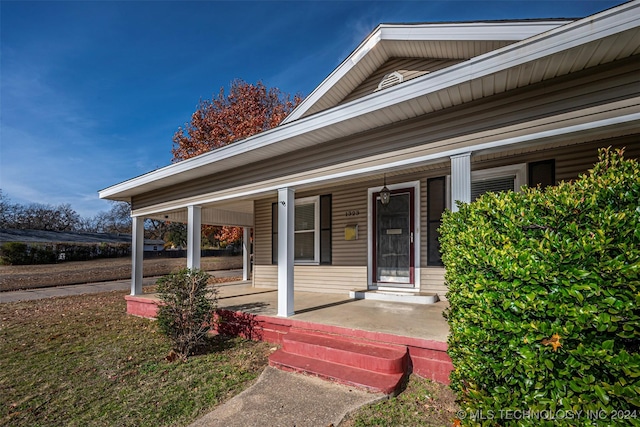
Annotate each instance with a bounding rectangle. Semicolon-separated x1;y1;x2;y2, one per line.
372;188;415;287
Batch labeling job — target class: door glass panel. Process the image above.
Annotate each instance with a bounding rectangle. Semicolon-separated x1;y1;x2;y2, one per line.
376;192;411;284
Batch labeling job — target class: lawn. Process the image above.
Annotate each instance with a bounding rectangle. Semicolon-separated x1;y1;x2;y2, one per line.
1;289;460;427
342;375;459;427
0;291;272;427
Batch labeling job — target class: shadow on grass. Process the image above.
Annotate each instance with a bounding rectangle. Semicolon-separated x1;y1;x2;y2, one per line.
191;334;243;357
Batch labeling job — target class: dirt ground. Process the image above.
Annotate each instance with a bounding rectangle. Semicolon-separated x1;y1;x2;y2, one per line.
0;256;243;292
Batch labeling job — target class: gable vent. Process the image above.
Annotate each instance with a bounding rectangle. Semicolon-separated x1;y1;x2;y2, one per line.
376;71;404;91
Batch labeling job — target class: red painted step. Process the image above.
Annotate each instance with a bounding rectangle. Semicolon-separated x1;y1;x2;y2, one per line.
269;329;409;394
269;350;405;395
281;330;407;374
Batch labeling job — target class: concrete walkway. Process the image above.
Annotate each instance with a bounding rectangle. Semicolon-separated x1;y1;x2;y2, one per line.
189;367;384;427
0;269;243;303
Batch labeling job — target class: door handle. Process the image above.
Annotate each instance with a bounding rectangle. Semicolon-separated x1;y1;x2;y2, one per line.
410;232;414;243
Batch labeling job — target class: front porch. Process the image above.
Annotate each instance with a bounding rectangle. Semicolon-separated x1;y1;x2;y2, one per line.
126;281;453;389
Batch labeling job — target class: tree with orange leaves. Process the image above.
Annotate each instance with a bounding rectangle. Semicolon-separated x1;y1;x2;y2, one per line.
172;79;302;161
172;80;302;245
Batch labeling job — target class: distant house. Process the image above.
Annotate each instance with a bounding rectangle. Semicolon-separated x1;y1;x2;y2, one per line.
101;2;640;314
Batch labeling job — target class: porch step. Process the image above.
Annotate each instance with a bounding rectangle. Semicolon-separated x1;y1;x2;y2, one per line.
349;289;439;304
269;330;408;394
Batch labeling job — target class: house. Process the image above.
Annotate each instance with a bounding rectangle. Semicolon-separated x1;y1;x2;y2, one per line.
99;2;640;390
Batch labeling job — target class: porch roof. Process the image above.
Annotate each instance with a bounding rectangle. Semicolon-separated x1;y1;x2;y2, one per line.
99;2;640;208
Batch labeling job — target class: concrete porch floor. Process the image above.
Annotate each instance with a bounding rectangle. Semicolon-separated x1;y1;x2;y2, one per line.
213;282;449;343
130;281;450;342
218;282;449;342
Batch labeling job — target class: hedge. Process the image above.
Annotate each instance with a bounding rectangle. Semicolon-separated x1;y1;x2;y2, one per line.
0;242;130;265
440;148;639;426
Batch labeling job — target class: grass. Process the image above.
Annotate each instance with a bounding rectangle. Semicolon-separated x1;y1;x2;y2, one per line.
342;375;460;427
0;291;272;427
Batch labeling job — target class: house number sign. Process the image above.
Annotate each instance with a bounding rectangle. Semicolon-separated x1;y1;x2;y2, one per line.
345;210;360;217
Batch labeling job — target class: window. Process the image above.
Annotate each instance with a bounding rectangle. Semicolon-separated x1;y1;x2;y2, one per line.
272;195;332;265
294;198;318;263
471;175;516;200
471;163;526;201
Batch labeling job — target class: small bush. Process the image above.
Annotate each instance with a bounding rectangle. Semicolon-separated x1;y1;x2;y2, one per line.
440;148;639;426
156;268;218;360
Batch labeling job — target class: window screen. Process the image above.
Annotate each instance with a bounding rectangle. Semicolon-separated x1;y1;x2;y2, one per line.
471;176;515;201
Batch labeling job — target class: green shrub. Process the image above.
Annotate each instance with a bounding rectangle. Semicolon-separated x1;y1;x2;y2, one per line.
156;269;218;360
0;242;30;265
440;148;639;426
0;242;58;265
31;245;57;264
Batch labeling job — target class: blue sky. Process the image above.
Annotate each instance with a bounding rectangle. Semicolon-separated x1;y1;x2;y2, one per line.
0;0;627;218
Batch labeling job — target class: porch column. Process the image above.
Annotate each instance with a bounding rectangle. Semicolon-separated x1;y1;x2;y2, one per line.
186;205;202;270
131;216;144;295
450;152;472;212
277;188;295;317
242;227;250;281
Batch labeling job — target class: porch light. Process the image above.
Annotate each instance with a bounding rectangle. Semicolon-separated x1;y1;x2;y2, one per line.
380;174;391;207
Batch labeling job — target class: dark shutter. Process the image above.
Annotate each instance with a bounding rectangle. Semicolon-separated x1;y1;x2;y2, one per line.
528;159;555;189
427;177;446;266
320;194;332;265
271;202;278;265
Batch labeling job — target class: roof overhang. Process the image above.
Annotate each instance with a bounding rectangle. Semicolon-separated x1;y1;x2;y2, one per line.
99;1;640;203
283;20;574;122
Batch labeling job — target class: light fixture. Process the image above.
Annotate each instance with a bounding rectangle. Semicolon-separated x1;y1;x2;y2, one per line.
380;174;391;207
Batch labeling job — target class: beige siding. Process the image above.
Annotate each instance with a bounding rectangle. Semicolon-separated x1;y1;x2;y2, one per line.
341;58;463;104
253;265;367;294
421;268;447;298
472;136;640;182
132;57;640;211
331;184;368;266
253;197;275;266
